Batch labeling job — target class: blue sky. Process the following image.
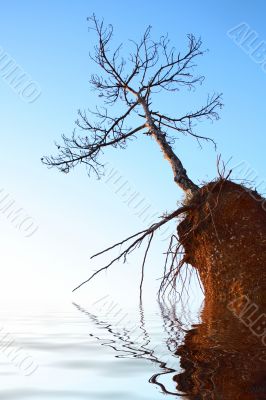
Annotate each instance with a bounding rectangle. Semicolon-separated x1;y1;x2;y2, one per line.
0;0;265;308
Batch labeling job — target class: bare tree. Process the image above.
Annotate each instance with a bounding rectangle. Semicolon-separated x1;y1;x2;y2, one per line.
43;15;223;295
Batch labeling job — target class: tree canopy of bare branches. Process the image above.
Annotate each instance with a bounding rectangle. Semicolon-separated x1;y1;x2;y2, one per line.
42;14;222;195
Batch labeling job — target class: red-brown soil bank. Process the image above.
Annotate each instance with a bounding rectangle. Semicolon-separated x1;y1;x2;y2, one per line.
178;179;266;314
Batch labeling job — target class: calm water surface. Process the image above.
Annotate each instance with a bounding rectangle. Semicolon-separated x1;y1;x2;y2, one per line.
0;298;265;399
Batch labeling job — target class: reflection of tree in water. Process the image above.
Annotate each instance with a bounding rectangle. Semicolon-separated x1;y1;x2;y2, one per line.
73;301;183;396
74;298;266;400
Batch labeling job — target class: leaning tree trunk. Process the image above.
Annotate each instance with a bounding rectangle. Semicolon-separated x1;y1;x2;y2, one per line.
138;96;199;195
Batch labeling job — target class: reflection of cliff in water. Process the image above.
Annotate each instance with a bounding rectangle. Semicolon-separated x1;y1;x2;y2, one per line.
73;297;266;399
174;301;266;400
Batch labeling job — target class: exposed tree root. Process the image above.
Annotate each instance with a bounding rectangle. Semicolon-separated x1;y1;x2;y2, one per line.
72;205;192;293
71;177;223;296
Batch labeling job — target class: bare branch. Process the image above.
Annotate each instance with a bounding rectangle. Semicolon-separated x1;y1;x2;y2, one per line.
42;103;145;175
